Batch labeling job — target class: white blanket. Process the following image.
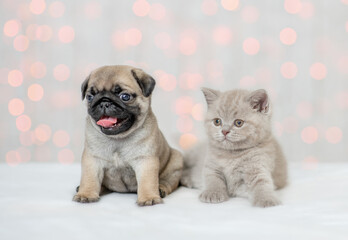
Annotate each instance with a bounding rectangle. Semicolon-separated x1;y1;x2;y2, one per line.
0;163;347;240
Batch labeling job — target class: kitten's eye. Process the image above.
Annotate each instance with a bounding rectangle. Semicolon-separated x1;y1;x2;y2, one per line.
120;93;131;102
86;94;94;102
234;119;244;127
213;118;222;126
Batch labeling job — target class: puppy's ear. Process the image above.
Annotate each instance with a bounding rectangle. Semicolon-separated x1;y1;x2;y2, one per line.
201;87;221;106
131;69;156;97
81;75;90;100
248;89;269;113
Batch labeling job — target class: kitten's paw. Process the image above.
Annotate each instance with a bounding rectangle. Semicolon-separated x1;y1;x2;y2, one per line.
137;196;163;206
199;190;229;203
180;175;195;188
73;193;100;203
253;196;281;208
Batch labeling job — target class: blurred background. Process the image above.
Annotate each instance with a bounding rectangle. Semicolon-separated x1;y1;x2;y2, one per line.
1;0;348;167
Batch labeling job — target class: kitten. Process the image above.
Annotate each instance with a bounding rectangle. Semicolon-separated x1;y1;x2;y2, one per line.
181;88;288;207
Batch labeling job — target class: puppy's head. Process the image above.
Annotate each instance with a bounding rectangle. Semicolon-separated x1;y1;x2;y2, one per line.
81;65;156;138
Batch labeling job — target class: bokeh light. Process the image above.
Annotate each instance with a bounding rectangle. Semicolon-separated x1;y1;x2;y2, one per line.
149;3;166;21
325;127;342;144
20;131;35;146
8;98;25;116
179;73;203;90
49;1;65;18
30;61;46;79
281;62;298;79
124;28;142;46
175;96;194;115
34;124;52;142
3;19;21;37
279;27;297;45
84;1;102;19
296;101;313;119
30;0;46;15
341;0;348;5
58;148;74;164
335;91;348;109
284;0;302;14
112;31;127;50
239;75;256;87
17;147;31;163
58;25;75;43
53;130;70;147
179;133;197;150
191;104;204;121
133;0;150;17
299;2;314;19
310;62;327;80
50;90;79;109
282;117;298;134
213;26;232;45
221;0;239;11
202;0;218;16
6;151;21;166
53;64;70;81
274;121;284;137
26;24;39;40
154;32;171;50
179;37;197;55
241;6;259;23
176;116;193;133
35;146;51;162
16;115;32;132
301;126;319;144
337;56;348;74
36;25;53;42
8;69;23;87
243;38;260;55
28;84;44;102
13;35;29;52
154;70;177;91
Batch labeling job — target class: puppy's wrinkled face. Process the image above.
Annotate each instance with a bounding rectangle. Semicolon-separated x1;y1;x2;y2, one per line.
81;65;156;137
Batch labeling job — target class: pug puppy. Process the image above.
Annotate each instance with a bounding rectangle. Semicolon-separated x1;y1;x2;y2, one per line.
73;65;183;206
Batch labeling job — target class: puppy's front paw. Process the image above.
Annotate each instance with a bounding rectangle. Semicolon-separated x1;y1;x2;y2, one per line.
137;196;163;206
199;190;229;203
159;184;169;198
253;196;281;208
73;193;100;203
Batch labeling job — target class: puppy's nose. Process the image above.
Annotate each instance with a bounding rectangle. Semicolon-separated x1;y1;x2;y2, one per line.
222;130;230;136
100;102;110;109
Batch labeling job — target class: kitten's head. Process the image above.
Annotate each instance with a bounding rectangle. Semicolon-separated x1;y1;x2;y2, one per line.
202;88;272;151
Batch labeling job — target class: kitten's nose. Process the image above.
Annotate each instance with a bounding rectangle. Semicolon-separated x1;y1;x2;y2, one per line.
222;130;230;136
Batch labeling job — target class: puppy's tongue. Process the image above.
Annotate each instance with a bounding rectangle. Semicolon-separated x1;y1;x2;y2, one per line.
96;116;117;128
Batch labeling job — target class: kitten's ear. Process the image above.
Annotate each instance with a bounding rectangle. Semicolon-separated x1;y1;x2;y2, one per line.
248;89;269;113
201;87;221;106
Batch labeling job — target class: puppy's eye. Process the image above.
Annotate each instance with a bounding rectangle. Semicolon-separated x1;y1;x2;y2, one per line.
120;93;131;102
213;118;222;126
86;94;94;102
234;119;244;127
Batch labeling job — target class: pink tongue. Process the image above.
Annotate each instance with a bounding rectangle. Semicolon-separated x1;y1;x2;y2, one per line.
96;116;117;128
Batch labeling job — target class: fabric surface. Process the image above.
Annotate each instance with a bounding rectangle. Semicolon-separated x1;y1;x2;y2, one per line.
0;163;347;240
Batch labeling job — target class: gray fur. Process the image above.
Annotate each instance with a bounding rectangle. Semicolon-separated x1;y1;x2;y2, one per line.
181;88;288;207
